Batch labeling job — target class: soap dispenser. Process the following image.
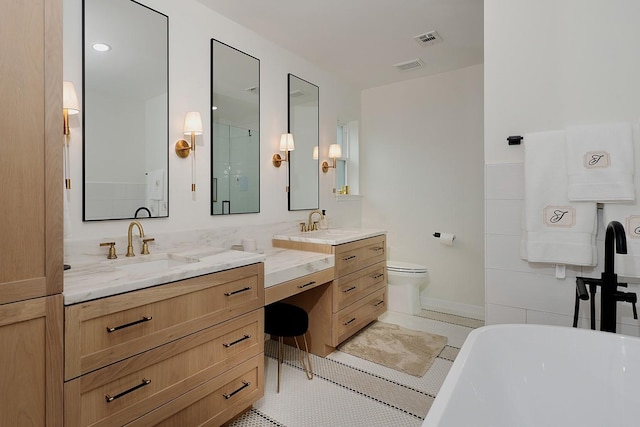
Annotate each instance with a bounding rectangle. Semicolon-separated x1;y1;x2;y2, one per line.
320;210;328;230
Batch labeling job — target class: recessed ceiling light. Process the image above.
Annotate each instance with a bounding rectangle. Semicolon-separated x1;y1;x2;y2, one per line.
91;43;111;52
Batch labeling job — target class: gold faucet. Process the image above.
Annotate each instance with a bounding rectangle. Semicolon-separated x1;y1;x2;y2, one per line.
126;221;145;257
307;210;323;231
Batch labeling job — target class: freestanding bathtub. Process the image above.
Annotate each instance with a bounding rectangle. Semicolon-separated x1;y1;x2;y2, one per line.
422;324;640;427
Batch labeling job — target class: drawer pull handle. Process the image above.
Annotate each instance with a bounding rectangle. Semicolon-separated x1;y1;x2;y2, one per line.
223;381;251;399
298;280;316;289
106;316;152;333
224;286;252;296
105;378;151;402
343;317;356;326
342;255;357;261
370;247;384;252
372;273;384;279
223;334;251;348
343;286;357;293
374;300;384;307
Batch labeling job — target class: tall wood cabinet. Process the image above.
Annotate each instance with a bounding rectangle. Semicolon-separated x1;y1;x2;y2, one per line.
0;0;64;425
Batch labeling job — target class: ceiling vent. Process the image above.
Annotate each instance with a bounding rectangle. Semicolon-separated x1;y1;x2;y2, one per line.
393;58;425;72
414;30;443;47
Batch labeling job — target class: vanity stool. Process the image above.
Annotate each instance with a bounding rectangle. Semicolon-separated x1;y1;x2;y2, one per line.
264;302;314;393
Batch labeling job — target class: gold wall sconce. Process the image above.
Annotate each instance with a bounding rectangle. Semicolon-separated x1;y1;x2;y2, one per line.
273;133;295;167
322;144;342;173
63;81;80;189
175;111;203;191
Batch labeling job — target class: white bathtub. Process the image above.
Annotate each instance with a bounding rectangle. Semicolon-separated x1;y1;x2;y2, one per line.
423;324;640;427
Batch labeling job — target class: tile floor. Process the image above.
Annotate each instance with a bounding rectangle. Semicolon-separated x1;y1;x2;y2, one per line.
229;309;481;427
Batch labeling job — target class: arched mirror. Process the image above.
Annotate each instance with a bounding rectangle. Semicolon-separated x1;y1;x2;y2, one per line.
288;74;319;211
211;39;260;215
83;0;169;220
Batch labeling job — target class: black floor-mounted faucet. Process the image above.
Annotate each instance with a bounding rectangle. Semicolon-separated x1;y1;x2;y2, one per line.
600;221;637;333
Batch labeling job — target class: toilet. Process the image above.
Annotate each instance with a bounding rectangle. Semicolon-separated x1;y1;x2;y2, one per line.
386;261;429;315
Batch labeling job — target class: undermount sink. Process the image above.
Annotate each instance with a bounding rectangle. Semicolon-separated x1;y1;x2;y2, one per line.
108;253;200;274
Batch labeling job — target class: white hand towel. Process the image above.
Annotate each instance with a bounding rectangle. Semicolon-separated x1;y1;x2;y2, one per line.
566;122;634;202
603;124;640;277
523;130;598;266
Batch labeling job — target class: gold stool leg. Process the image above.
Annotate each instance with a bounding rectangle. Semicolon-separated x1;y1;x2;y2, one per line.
294;334;314;380
277;336;283;393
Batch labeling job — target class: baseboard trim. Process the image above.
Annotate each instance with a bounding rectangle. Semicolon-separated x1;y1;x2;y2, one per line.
421;296;485;320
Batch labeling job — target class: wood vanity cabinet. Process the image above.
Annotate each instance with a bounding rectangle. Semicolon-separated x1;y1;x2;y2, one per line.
63;263;265;427
0;0;64;425
274;235;387;357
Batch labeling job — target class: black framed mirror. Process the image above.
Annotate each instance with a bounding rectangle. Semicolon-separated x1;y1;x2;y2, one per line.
288;74;319;211
82;0;169;221
210;39;260;215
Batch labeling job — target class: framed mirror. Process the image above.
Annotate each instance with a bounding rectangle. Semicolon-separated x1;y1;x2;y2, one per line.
83;0;169;221
288;74;319;211
210;40;260;215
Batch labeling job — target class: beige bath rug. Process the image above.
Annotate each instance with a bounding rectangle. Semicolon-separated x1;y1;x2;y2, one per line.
338;321;447;377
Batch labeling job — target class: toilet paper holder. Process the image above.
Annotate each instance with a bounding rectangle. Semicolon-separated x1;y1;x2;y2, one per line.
433;232;456;245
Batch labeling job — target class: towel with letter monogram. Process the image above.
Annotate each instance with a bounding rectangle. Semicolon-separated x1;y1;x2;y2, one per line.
522;130;597;265
566;122;634;202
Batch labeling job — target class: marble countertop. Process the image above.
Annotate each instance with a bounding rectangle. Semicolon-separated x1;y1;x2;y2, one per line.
272;228;386;245
263;248;334;288
63;244;265;305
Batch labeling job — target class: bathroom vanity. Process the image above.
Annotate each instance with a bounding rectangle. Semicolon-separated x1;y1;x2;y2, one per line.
63;249;265;426
272;229;387;356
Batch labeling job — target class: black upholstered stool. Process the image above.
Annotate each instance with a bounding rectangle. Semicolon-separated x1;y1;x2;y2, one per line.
264;302;313;393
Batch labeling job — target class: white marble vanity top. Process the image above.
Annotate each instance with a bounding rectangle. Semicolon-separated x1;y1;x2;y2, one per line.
272;228;386;245
63;244;264;305
263;248;334;288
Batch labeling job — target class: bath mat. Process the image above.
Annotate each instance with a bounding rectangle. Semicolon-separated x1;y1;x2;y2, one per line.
337;321;447;377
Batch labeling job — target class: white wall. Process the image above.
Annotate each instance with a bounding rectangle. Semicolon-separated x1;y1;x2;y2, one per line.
63;0;361;240
485;0;640;334
361;64;484;315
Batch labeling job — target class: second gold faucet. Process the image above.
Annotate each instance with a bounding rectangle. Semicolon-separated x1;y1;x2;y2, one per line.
126;220;154;257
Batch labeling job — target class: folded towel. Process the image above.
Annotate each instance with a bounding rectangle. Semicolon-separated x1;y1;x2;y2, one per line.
523;130;598;265
566;122;634;202
603;124;640;277
146;169;164;201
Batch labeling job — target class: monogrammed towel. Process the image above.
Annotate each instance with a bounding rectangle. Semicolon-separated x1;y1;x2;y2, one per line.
603;124;640;277
566;122;634;202
523;130;598;265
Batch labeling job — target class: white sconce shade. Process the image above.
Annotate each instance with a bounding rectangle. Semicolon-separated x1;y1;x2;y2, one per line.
328;144;342;159
183;111;203;135
312;146;319;160
279;133;295;152
63;82;80;114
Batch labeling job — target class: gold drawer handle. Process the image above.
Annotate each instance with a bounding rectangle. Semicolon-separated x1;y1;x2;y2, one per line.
223;381;251;399
343;317;356;326
370;247;384;252
373;300;384;307
372;273;384;279
343;286;357;293
298;280;316;289
106;316;152;333
224;286;252;296
342;255;357;261
105;378;151;402
223;334;251;348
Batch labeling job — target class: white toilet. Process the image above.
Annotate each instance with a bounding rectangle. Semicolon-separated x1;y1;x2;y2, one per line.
386;261;429;315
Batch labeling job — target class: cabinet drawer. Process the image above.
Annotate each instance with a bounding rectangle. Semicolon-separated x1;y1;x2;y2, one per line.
125;354;263;427
333;235;386;277
65;263;264;380
332;261;386;313
64;309;263;427
265;267;334;305
332;287;386;346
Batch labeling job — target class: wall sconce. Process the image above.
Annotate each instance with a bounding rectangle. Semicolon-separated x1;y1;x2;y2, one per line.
273;133;295;167
63;81;80;189
312;146;319;160
175;111;203;192
322;144;342;173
